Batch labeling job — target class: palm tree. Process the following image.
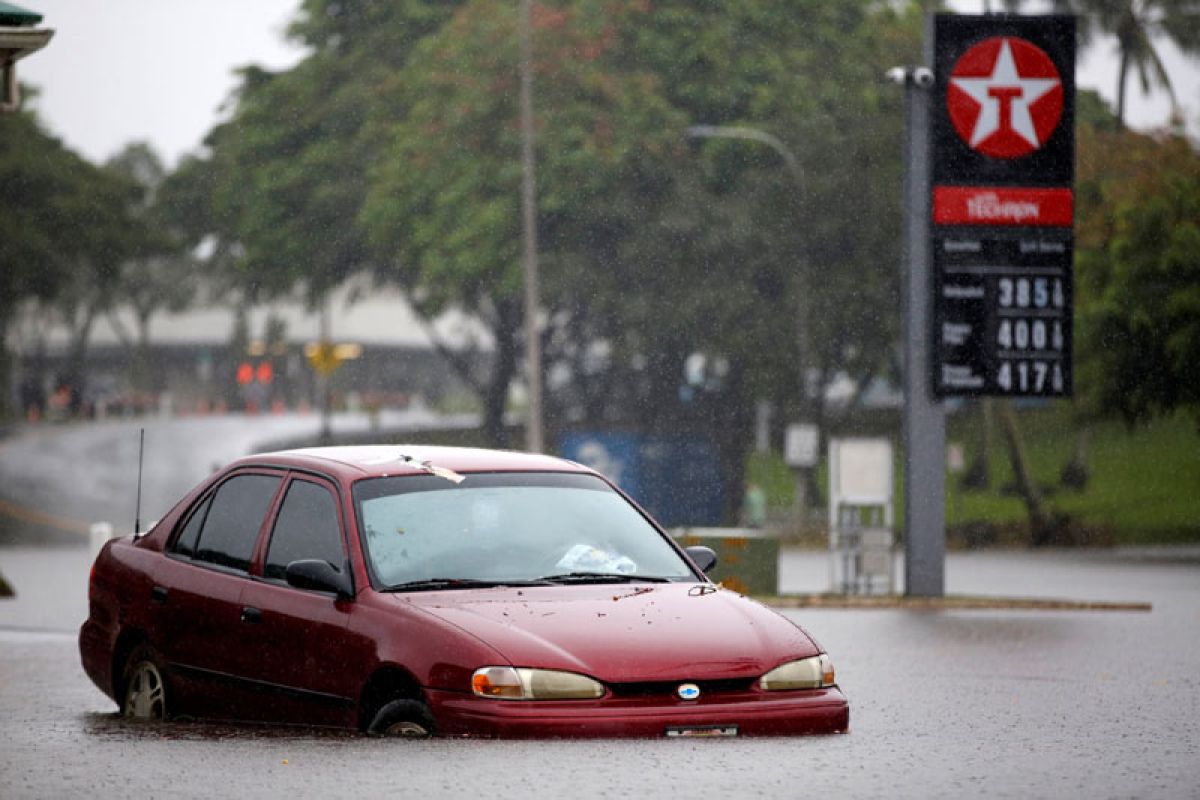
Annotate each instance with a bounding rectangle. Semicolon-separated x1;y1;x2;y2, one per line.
1003;0;1200;126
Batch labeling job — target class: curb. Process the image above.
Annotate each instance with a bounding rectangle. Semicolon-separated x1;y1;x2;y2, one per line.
762;594;1152;612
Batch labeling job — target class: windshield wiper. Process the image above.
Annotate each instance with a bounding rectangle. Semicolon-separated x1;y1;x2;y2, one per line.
536;571;673;585
383;577;553;592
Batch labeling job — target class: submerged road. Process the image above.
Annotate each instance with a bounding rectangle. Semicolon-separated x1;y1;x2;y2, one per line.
1;546;1197;798
1;421;1198;797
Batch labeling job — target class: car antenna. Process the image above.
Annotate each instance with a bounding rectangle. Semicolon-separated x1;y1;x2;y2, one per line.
134;427;145;533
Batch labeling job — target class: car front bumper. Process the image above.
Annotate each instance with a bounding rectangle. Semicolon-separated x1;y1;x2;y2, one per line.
426;686;849;738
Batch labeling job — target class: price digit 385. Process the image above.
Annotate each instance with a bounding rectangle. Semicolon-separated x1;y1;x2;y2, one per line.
996;277;1064;310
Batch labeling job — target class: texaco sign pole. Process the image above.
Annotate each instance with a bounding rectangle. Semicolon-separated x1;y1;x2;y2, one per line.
896;40;945;598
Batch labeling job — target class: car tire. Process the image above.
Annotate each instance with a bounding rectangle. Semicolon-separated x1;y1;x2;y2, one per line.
367;699;436;738
121;644;169;721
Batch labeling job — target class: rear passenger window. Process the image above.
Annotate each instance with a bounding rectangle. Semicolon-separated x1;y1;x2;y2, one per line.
265;480;345;581
192;474;282;572
172;496;212;557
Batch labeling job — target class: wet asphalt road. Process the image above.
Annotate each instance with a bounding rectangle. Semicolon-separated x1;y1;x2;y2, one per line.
0;410;471;542
2;422;1200;798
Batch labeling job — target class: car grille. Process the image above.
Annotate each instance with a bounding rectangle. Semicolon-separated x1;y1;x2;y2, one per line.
606;677;758;698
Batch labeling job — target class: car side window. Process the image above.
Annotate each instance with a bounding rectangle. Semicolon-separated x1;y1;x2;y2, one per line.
192;474;282;573
171;495;213;558
264;479;345;582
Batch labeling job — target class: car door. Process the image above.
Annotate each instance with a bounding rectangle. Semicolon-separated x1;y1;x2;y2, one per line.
233;475;365;726
150;470;284;718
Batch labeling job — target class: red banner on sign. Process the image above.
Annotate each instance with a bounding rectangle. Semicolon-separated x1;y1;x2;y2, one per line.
933;186;1073;227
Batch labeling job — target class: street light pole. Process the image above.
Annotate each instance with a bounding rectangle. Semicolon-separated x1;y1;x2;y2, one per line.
519;0;544;453
685;125;804;184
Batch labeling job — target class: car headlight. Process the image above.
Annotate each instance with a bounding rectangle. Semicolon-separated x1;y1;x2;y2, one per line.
759;654;835;691
471;667;606;700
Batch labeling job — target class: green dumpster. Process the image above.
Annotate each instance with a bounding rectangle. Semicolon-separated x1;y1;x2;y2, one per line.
672;527;779;596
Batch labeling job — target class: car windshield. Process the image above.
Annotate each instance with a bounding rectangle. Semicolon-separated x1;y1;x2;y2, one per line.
353;472;696;589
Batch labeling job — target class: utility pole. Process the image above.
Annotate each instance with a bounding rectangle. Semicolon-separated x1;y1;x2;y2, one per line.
319;295;332;445
519;0;544;453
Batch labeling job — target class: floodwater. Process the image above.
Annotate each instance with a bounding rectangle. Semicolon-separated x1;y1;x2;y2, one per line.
2;544;1197;799
2;420;1199;798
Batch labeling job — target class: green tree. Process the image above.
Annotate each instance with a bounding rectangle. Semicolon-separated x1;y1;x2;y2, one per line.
187;0;921;522
185;0;464;306
1083;0;1200;127
103;142;197;393
1011;0;1200;126
0;106;142;417
1075;123;1200;426
360;0;920;513
361;0;686;446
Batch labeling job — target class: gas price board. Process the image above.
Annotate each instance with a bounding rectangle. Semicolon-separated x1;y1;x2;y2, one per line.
929;14;1075;398
934;230;1071;395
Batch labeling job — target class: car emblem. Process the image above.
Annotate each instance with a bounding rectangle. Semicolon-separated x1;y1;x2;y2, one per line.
677;683;701;701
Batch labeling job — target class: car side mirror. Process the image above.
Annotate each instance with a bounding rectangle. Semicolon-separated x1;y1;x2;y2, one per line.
684;545;717;574
286;559;353;599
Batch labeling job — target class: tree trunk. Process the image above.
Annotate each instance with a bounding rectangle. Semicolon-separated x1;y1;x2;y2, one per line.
1059;426;1090;491
0;338;11;421
482;300;520;449
961;398;993;489
1116;49;1130;127
132;310;156;393
997;400;1057;545
63;304;99;416
0;303;12;420
712;364;754;526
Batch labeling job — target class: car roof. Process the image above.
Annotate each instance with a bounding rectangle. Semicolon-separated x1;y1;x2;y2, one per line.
232;444;594;481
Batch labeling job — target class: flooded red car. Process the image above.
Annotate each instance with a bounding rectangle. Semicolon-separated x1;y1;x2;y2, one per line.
80;446;849;737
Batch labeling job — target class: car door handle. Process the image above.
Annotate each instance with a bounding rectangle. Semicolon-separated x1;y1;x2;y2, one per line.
151;586;168;604
240;606;263;624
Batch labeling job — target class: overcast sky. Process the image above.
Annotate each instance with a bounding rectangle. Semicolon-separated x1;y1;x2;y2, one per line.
20;0;305;167
17;0;1200;169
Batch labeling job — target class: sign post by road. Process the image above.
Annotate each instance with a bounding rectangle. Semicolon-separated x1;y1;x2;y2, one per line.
897;13;1075;596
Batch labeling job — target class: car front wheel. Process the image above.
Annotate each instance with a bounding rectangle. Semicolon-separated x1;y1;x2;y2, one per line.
121;645;168;720
367;699;435;738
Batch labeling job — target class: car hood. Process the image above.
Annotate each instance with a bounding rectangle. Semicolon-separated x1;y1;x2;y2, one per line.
395;583;819;683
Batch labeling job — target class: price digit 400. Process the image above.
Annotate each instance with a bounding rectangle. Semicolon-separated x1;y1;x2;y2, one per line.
997;319;1065;351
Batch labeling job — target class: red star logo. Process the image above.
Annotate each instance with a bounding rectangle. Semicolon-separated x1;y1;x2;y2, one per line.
947;37;1063;159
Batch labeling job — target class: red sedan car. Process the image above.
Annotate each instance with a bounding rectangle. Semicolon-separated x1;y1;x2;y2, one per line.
80;446;849;737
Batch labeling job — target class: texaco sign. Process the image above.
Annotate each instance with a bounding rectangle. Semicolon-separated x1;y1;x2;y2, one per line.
930;14;1075;398
947;37;1064;160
